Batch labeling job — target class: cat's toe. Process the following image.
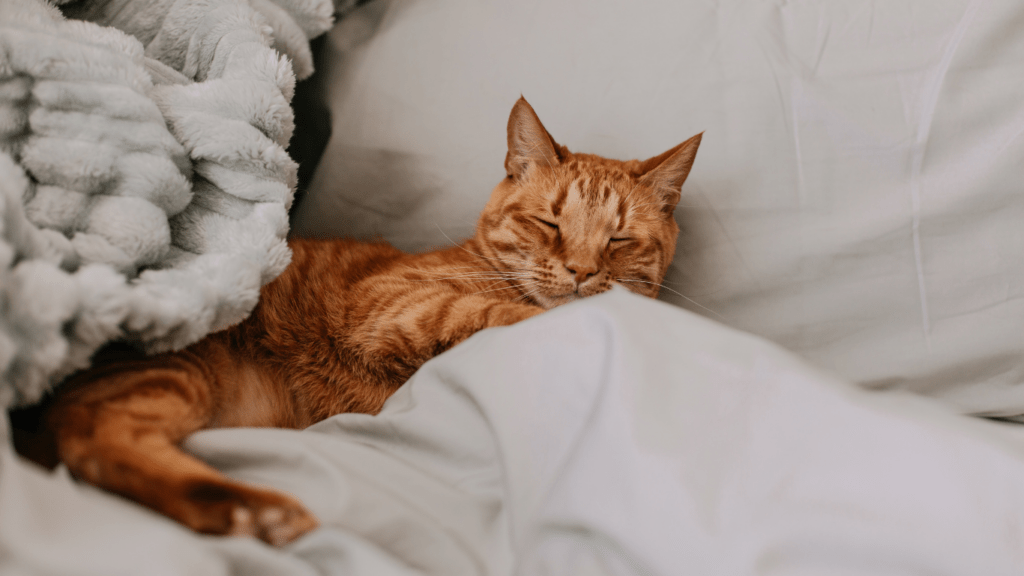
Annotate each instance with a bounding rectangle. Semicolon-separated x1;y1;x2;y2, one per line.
255;503;319;546
179;479;318;545
227;506;256;537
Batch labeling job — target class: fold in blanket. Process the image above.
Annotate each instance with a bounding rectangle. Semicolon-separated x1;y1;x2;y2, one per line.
5;289;1024;574
0;0;333;410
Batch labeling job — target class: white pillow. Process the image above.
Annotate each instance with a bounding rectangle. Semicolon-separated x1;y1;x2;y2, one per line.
293;0;1024;417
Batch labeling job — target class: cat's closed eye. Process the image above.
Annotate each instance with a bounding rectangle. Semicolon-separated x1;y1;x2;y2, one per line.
536;218;559;231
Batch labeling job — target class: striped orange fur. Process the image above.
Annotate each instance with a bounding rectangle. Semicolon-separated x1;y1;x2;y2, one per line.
44;98;702;545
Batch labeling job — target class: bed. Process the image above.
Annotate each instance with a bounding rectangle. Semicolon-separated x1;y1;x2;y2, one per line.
3;0;1024;574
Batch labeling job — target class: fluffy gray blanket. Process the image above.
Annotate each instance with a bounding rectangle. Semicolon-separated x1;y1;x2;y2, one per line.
0;0;333;409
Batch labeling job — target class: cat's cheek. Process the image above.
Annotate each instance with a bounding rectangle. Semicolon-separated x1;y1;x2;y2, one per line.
528;291;568;310
612;279;650;298
575;275;611;299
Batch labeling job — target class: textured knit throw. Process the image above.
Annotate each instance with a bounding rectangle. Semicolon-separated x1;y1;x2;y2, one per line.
0;0;333;408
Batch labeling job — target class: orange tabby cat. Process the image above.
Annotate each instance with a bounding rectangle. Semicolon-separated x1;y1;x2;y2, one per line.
45;98;701;545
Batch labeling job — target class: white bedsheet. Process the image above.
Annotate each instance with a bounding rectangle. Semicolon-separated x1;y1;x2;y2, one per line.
4;288;1024;574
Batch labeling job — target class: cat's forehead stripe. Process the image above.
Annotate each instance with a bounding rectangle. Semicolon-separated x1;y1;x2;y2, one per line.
564;178;583;207
584;176;601;203
571;176;588;202
551;183;568;216
568;175;606;206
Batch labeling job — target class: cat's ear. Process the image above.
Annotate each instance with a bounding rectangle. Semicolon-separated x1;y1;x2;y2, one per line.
505;97;561;180
638;132;703;214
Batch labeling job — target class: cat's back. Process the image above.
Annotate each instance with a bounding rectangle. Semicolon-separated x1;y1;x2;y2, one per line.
225;238;402;350
285;237;406;287
232;235;514;374
268;237;486;302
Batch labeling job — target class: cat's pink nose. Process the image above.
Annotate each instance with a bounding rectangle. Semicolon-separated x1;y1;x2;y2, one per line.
565;264;598;284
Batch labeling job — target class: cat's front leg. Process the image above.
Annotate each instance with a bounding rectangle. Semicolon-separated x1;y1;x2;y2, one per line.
480;300;546;328
425;295;543;348
352;292;543;386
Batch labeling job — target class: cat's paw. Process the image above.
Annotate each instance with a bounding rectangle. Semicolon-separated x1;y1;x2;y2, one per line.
226;498;320;546
181;480;319;546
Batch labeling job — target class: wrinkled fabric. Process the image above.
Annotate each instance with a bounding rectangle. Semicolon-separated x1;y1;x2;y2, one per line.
4;289;1024;574
293;0;1024;417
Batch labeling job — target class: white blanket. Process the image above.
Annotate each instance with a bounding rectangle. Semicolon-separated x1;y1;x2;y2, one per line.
4;288;1024;574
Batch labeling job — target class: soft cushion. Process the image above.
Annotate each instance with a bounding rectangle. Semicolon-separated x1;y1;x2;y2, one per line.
292;0;1024;417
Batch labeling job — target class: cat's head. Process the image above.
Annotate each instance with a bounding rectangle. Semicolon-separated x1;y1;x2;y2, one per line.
474;97;702;309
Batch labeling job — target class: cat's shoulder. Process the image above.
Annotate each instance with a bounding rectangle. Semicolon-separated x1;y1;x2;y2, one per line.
280;236;408;282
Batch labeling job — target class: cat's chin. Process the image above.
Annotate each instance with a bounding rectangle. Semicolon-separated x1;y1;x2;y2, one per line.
529;292;578;310
533;288;610;309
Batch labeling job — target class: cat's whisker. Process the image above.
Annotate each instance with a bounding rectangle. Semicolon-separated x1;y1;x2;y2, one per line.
521;287;548;305
413;274;524;280
412;272;535;282
625;198;704;213
478;276;536;292
504;284;537;303
643;276;688;287
415;272;536;281
495;278;544;289
471;285;530;297
615;278;723;319
626;201;678;214
410;264;490;272
511;286;543;304
403;258;532;275
480;280;512;291
511;292;531;303
471;280;545;297
434;272;536;282
424;262;533;272
403;263;537;280
433;224;532;270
